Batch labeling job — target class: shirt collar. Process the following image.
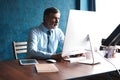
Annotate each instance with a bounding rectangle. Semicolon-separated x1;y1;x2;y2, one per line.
40;23;54;33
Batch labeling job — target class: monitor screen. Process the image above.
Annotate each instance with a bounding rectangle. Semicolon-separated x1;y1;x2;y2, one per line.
62;10;96;57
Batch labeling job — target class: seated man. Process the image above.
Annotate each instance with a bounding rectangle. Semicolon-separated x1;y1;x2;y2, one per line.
27;7;64;61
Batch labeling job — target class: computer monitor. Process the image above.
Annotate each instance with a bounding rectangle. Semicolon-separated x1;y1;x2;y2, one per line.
62;10;96;57
102;24;120;46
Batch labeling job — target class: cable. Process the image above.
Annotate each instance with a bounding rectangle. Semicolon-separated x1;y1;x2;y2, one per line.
97;51;120;75
97;51;120;79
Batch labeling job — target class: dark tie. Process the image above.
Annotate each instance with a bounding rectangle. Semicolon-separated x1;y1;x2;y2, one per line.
47;31;51;52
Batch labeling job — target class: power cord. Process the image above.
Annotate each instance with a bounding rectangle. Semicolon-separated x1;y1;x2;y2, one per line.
97;51;120;79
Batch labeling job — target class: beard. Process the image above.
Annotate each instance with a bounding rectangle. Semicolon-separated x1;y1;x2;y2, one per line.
49;23;58;29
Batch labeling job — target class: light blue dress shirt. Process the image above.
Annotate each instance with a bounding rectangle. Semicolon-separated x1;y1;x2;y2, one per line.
27;23;64;59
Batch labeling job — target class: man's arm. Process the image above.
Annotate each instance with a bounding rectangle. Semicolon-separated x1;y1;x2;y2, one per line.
56;28;65;53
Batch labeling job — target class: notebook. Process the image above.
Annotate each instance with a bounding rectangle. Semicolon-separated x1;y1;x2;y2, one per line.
35;64;59;73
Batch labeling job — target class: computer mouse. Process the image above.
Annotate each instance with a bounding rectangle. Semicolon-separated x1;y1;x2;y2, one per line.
46;59;56;63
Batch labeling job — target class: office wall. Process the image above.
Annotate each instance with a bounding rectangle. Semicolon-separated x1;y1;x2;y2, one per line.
96;0;120;42
0;0;79;61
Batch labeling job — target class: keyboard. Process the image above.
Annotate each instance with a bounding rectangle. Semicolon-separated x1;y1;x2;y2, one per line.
78;59;100;65
64;57;86;63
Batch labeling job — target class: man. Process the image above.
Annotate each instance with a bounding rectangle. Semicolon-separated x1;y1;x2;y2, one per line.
27;7;64;61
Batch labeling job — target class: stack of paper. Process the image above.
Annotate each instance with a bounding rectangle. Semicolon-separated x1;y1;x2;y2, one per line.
35;64;59;73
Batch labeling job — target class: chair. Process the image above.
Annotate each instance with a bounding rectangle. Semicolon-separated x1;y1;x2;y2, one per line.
13;41;27;59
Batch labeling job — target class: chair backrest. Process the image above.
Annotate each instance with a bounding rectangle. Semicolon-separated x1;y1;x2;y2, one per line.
13;41;27;59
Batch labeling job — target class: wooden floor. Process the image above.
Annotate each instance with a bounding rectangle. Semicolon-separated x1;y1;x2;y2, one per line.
68;71;120;80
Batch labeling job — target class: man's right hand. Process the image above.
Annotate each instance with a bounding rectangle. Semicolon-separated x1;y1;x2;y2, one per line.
51;54;63;61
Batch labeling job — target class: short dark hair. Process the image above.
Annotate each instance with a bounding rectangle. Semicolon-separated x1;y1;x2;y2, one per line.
43;7;60;20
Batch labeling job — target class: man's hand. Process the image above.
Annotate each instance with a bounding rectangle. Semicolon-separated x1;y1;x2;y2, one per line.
51;53;86;61
51;54;63;61
70;53;86;57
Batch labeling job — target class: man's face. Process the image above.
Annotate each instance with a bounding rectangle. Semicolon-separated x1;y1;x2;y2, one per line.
45;12;60;29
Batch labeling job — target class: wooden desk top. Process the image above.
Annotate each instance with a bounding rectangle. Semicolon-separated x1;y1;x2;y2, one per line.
0;53;120;80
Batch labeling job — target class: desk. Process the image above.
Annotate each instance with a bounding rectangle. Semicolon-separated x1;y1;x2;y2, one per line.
0;54;120;80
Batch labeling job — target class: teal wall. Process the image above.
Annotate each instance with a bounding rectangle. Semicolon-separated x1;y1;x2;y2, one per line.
0;0;89;61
